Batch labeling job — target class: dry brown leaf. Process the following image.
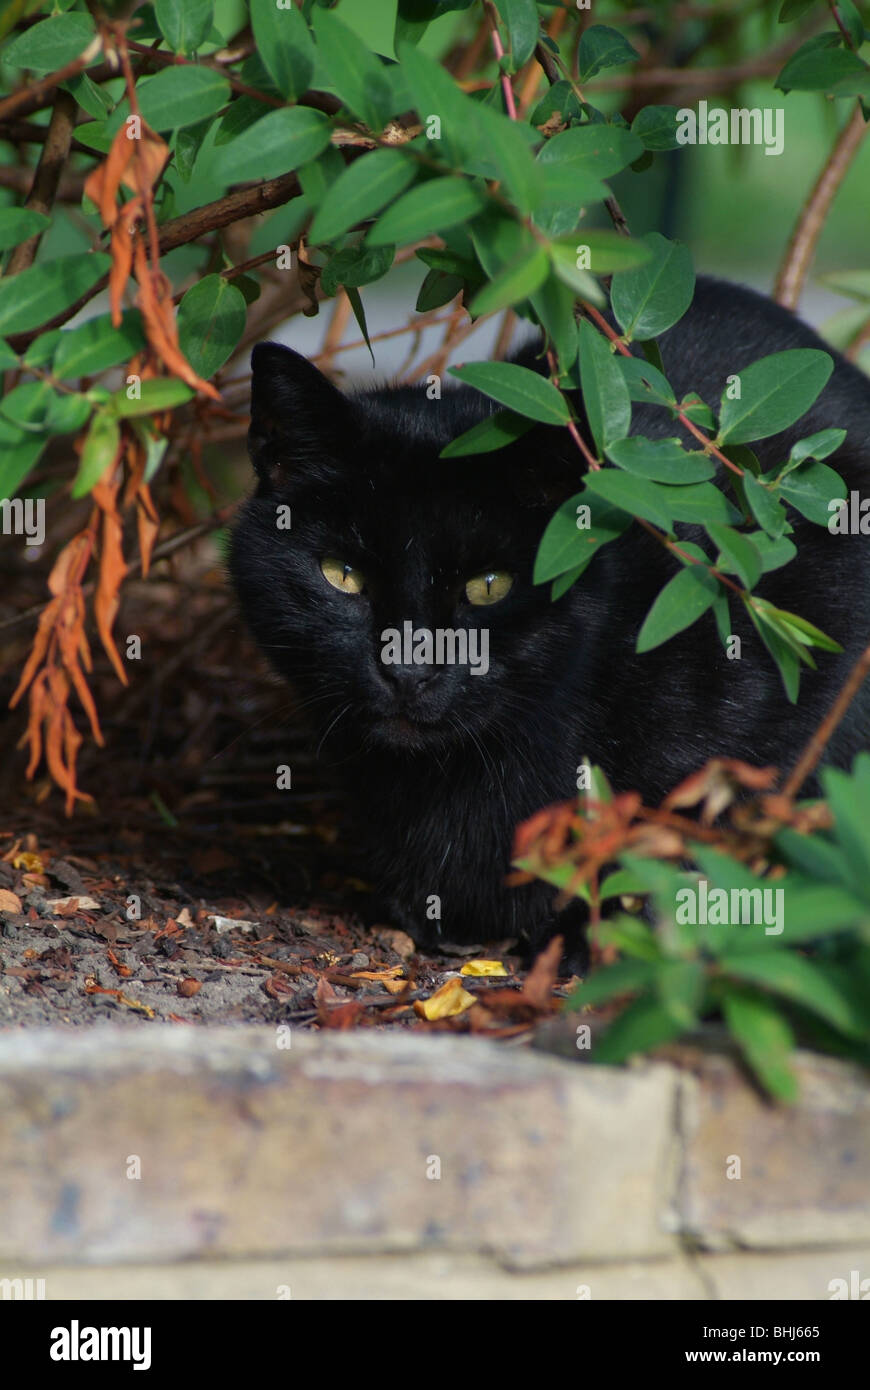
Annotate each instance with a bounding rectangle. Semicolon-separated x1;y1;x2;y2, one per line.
0;890;23;915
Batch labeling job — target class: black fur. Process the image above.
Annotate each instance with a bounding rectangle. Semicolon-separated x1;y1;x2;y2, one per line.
229;277;870;958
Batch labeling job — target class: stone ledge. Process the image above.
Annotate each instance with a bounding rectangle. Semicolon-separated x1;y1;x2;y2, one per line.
0;1027;867;1271
0;1027;678;1267
677;1052;870;1251
3;1254;707;1301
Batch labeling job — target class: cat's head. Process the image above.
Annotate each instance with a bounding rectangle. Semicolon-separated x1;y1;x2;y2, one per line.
230;342;586;756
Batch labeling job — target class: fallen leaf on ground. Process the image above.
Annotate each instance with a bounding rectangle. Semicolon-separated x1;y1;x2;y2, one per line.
460;959;508;977
13;852;44;872
0;889;23;914
414;976;476;1020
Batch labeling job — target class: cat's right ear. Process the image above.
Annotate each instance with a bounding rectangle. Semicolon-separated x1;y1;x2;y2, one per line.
248;342;353;487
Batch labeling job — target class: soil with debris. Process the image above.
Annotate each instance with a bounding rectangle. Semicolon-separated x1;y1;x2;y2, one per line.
0;526;578;1038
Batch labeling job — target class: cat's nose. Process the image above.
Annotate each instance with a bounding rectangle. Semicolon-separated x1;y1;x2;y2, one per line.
381;664;436;699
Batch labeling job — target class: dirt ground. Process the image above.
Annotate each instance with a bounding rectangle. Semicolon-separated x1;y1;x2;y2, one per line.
0;525;577;1037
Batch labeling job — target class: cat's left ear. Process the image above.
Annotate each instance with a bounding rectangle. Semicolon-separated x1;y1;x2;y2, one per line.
249;342;354;485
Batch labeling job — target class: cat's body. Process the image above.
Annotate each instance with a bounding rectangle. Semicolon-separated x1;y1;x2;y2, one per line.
230;277;870;958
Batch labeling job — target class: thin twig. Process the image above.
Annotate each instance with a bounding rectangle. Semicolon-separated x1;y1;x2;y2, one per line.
773;103;867;310
482;0;518;119
6;90;77;275
782;640;870;797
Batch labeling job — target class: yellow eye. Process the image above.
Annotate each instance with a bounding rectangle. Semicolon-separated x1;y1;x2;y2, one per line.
320;557;366;595
465;570;513;606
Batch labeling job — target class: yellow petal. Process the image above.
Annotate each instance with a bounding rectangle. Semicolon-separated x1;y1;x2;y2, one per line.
460;959;508;977
415;976;476;1020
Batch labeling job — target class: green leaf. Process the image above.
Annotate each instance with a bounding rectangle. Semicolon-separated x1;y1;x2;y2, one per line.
528;275;579;368
776;39;870;96
592;994;687;1064
214;96;271;147
309;149;417;244
343;286;374;366
610;232;695;341
742;472;788;537
71;412;119;499
0;253;110;336
177;275;247;380
822;761;870;890
537;123;643;180
718;349;834;445
136;66;231;132
0;208;50;252
617;355;677;408
449;361;570;424
22;329;63;370
320;243;394;295
465;103;542;213
251;0;315;100
154;0;212;55
656;961;706;1028
63;71;113;120
174;117;211;182
1;380;89;435
751;531;797;573
533;493;631;583
312;7;394;130
368;177;485;247
416;269;464;312
0;339;18;371
497;0;540;71
631;104;681;151
636;564;719;652
53;311;145;380
744;599;801;702
577;319;631;456
5;12;96;74
0;434;45;499
529;80;584;130
577;25;639;83
722;989;798;1102
776;827;851;885
469;245;549;317
781;427;847;474
565;959;655;1010
111;379;194;418
779;460;847;526
440;409;534;458
838;0;865;49
532;164;608;238
546;244;605;301
551;230;652;277
396;40;480;166
583;469;674;531
721;952;865;1038
778;0;818;19
216;105;332;183
705;522;762;589
666;481;742;526
606;436;714;483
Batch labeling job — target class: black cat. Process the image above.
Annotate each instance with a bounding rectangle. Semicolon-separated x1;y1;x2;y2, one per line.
229;276;870;961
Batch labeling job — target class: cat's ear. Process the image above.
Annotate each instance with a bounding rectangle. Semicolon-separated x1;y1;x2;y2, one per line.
249;342;354;486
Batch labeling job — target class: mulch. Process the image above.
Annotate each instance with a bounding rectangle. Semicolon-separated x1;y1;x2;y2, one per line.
0;527;579;1039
